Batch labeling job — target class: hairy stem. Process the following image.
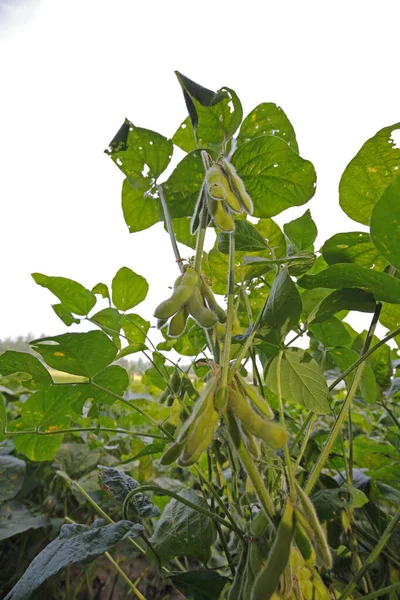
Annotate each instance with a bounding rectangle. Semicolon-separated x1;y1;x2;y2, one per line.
156;183;183;273
277;350;296;498
305;304;381;494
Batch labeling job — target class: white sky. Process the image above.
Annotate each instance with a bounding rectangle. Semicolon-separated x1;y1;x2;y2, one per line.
1;0;399;342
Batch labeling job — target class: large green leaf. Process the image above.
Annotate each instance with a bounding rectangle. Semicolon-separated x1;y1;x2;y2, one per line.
32;273;96;316
328;347;378;403
0;501;48;542
218;219;269;254
112;267;148;311
321;232;386;270
171;321;208;357
339;122;400;225
237;103;299;152
298;264;400;304
163;150;206;218
265;348;330;414
0;455;26;503
121;176;161;233
370;175;400;269
231;135;316;217
308;317;353;348
99;467;160;518
5;519;144;600
121;313;150;345
310;288;376;324
261;268;302;343
283;209;317;250
256;218;287;258
30;331;118;378
90;308;121;337
90;365;129;405
149;489;216;565
170;571;229;600
379;303;400;343
0;351;53;390
106;119;173;180
172;117;197;153
175;72;242;148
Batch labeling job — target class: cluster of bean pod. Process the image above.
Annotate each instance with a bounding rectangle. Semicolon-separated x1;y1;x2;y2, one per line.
160;369;289;468
191;157;254;234
154;266;227;335
229;494;333;600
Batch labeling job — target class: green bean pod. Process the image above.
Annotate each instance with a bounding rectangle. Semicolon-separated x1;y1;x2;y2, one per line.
251;501;296;600
187;284;218;329
207;196;235;232
221;158;254;214
295;484;332;569
236;374;275;420
228;387;289;450
200;276;227;323
154;268;199;319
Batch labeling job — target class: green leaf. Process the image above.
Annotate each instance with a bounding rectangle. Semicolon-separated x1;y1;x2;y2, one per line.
175;72;242;148
90;365;129;405
0;351;53;390
168;217;197;249
121;442;166;462
308;317;353;348
310;288;376;324
172;321;207;357
265;348;330;414
30;331;117;378
111;267;148;311
170;571;229;600
149;488;216;565
0;392;6;429
90;308;121;336
370;175;400;269
380;303;400;338
256;218;287;258
298;264;400;304
0;455;26;503
116;343;147;359
321;232;386;270
122;176;161;233
5;519;144;600
231;135;316;218
106;118;173;180
261;268;302;343
237;103;299;152
310;489;347;521
0;501;48;542
328;347;378;403
172;117;197;153
218;219;269;253
121;313;150;345
283;210;317;250
92;282;110;299
52;304;80;326
352;332;391;388
99;467;160;518
339;122;400;225
163;150;206;219
32;273;96;316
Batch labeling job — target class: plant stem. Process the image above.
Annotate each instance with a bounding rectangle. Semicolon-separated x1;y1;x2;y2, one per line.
194;193;208;274
122;484;236;532
277;350;296;499
219;232;236;405
360;583;400;600
338;506;400;600
293;413;316;473
328;324;400;392
156;183;183;273
58;471;145;557
89;382;174;440
304;304;381;494
289;412;314;456
3;426;167;439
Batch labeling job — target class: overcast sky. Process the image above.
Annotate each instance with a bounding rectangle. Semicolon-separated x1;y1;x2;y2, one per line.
1;0;399;343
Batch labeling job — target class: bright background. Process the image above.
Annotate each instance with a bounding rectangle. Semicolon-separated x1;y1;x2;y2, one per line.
1;0;399;341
